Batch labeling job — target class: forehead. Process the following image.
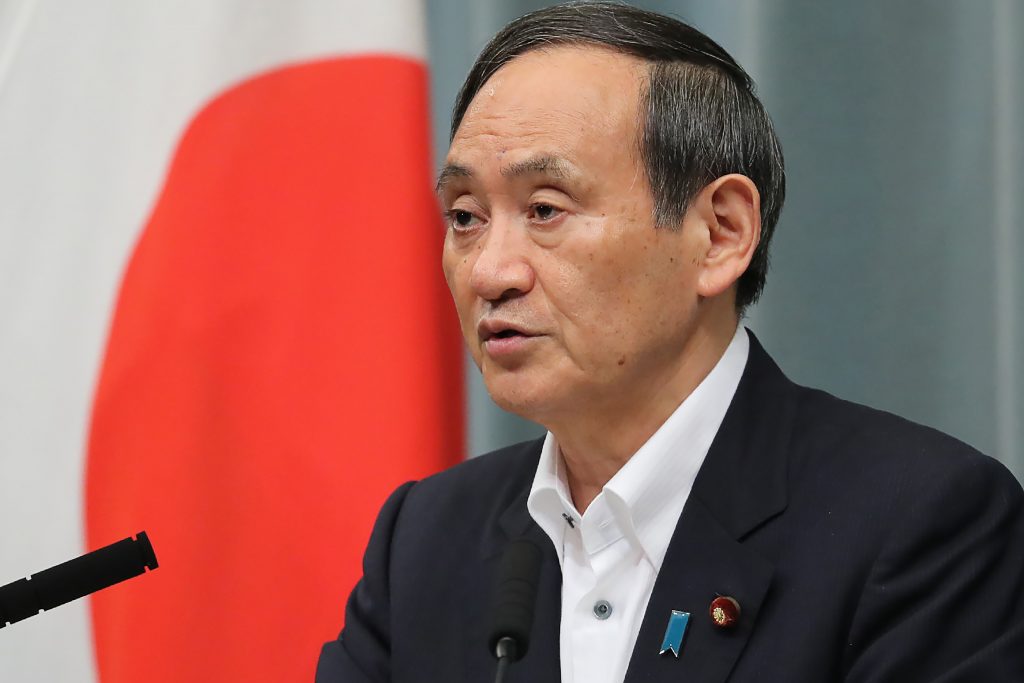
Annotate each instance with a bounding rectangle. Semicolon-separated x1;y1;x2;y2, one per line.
448;45;646;165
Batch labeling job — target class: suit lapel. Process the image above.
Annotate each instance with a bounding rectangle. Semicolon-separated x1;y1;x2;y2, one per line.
624;330;796;683
623;499;774;682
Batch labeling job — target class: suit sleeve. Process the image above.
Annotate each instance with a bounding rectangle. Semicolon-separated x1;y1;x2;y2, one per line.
843;454;1024;682
316;481;416;683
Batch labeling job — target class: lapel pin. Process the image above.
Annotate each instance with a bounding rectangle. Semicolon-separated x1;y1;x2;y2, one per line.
709;596;741;629
659;610;690;657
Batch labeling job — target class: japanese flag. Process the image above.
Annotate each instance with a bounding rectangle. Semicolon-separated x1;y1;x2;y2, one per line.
0;1;463;681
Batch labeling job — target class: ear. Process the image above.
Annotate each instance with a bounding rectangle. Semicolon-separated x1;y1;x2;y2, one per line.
690;174;761;299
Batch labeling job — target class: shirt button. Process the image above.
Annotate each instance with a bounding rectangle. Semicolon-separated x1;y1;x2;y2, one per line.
593;600;613;620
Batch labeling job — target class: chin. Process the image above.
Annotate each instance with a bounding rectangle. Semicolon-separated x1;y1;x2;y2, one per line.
481;373;555;424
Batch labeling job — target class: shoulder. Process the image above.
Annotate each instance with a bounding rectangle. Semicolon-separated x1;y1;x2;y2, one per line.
408;436;543;504
776;384;1024;567
738;331;1020;507
386;437;543;544
738;365;1024;675
789;385;1020;499
788;392;1024;677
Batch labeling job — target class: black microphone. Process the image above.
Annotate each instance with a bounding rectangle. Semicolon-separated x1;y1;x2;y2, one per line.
488;538;542;683
0;531;158;629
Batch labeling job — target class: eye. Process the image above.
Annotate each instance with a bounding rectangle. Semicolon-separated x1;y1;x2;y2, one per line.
445;209;483;232
529;203;562;223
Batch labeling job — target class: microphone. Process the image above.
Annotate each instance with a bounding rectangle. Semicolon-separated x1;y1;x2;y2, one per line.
0;531;158;629
488;538;542;683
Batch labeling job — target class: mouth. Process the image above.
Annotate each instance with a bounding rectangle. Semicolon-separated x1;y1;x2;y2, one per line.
477;320;538;344
489;329;525;340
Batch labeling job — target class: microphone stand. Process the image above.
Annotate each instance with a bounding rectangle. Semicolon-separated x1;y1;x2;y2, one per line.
488;539;541;683
0;532;157;629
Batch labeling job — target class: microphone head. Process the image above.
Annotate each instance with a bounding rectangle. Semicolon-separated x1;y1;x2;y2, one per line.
488;538;543;661
135;531;159;571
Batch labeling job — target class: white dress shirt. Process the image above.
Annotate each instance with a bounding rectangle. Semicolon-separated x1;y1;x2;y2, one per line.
526;326;749;683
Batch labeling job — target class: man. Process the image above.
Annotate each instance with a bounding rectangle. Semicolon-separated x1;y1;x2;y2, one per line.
317;3;1024;681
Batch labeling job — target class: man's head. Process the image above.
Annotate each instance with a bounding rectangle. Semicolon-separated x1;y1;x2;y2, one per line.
450;2;785;311
438;3;784;427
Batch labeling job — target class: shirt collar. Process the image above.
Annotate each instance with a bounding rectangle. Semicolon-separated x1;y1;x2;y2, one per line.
527;326;750;569
526;432;576;564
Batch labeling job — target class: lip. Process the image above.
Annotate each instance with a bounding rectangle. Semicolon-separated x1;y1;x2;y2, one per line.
477;319;543;357
477;319;538;342
482;334;541;357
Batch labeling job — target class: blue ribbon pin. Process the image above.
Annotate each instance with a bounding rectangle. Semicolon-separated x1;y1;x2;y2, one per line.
659;610;690;657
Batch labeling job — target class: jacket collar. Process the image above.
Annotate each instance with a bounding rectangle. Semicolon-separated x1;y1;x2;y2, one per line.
689;328;792;539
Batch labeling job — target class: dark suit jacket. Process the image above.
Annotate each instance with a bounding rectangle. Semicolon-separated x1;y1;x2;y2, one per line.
317;332;1024;682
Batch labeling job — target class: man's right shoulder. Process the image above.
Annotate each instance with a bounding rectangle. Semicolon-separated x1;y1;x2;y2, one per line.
389;437;545;541
414;436;544;499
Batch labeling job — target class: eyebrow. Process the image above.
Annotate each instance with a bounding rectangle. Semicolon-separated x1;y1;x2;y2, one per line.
501;155;573;180
434;155;577;197
434;163;472;196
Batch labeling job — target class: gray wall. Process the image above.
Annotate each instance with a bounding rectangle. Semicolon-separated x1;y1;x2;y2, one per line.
426;0;1023;480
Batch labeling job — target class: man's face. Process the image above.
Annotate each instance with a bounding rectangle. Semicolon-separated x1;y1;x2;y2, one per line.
440;46;707;424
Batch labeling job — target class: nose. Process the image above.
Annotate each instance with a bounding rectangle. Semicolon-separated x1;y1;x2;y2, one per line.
469;216;535;302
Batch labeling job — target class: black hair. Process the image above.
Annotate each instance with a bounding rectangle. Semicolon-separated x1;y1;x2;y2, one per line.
450;1;785;311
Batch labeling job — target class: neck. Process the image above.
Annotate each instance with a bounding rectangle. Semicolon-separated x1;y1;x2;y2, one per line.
551;312;739;513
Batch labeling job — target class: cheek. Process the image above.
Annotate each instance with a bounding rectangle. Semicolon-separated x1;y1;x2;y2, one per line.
441;249;479;340
549;221;633;295
556;232;690;346
440;238;458;286
441;246;470;298
543;245;643;354
566;227;658;305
